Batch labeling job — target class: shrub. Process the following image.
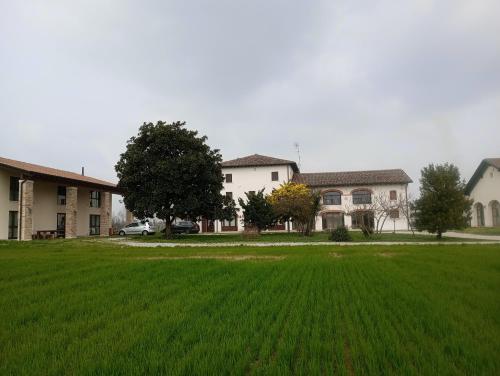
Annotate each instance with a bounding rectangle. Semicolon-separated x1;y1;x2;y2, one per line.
329;226;352;242
242;226;260;240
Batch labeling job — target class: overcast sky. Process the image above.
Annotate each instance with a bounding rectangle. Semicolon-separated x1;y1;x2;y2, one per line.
1;0;499;202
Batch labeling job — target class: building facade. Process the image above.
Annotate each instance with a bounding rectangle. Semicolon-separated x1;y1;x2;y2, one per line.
0;157;120;240
201;154;412;233
465;158;500;227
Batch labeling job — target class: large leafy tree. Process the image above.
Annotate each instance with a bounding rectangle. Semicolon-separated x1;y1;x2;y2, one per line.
268;182;322;236
238;190;276;233
413;163;472;238
115;121;224;237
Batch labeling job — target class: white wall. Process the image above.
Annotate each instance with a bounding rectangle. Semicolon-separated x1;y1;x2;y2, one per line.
217;164;293;231
32;181;66;233
469;165;500;227
76;187;102;236
314;183;410;231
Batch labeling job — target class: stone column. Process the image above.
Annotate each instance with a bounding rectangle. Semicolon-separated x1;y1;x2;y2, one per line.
19;180;34;241
65;187;78;238
125;209;134;224
100;192;112;236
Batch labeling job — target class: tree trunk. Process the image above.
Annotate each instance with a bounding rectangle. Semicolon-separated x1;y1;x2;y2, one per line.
436;230;442;239
163;221;174;239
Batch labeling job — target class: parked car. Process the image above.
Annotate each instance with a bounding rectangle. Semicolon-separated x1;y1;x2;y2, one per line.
163;221;200;234
118;221;155;236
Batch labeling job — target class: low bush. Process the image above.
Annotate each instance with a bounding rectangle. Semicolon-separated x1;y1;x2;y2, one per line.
329;226;352;242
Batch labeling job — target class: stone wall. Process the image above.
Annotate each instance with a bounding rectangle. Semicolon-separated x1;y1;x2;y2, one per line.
100;191;112;236
65;186;78;238
19;180;34;241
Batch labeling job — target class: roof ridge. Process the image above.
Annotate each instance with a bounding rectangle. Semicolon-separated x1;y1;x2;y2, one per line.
296;168;405;175
0;156;117;189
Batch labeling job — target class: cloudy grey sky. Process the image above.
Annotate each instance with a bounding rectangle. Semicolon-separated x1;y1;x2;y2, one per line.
1;0;499;200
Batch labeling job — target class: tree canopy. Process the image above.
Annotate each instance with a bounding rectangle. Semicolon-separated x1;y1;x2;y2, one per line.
413;163;472;238
115;121;224;236
238;190;276;232
268;182;322;236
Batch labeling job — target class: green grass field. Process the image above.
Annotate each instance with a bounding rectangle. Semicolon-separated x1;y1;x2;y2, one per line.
459;227;500;236
1;240;499;374
124;231;479;243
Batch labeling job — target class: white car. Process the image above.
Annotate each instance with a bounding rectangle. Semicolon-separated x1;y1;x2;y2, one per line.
118;221;155;236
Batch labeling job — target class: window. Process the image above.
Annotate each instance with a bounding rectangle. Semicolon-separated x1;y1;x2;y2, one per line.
271;171;279;181
390;190;397;201
323;191;341;205
8;211;18;239
89;215;100;235
248;191;256;196
476;203;485;227
222;217;237;227
226;192;233;200
389;209;399;219
126;223;139;228
89;191;101;208
352;190;372;204
225;174;232;183
322;212;344;230
9;177;19;201
492;201;500;227
57;186;66;205
56;213;66;238
351;211;374;229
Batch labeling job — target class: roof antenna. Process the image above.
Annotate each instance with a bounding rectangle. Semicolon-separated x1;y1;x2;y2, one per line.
294;142;301;170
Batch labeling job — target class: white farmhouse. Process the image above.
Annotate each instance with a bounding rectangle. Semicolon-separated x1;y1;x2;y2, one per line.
201;154;413;233
465;158;500;227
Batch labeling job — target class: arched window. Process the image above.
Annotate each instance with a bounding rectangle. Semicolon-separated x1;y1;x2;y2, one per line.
323;191;341;205
322;212;344;230
475;203;485;227
352;190;372;204
491;201;500;227
351;210;374;230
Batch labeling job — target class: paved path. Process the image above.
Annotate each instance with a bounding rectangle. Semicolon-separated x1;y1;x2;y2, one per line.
443;231;500;241
115;240;500;248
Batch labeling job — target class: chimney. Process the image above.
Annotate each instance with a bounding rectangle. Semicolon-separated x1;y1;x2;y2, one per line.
81;167;85;176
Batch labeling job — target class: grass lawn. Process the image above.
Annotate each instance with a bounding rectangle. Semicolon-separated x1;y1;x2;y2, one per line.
1;240;499;374
459;227;500;236
124;231;480;243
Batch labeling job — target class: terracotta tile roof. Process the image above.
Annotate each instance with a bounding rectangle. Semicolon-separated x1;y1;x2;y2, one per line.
292;169;412;187
222;154;299;172
485;158;500;169
0;156;120;192
465;158;500;195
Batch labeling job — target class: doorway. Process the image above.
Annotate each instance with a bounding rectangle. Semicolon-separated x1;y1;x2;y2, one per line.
57;213;66;238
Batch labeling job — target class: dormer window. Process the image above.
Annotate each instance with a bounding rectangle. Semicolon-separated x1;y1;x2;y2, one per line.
323;191;341;205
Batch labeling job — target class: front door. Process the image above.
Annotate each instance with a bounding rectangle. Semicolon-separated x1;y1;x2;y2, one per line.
202;218;215;233
57;213;66;238
8;211;18;239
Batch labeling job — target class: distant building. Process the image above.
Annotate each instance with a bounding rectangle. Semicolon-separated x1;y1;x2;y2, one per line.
201;154;413;233
465;158;500;227
0;157;120;240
